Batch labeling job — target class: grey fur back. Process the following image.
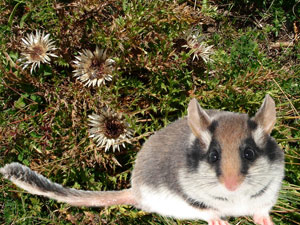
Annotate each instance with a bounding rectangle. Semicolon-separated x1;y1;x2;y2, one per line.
132;117;190;190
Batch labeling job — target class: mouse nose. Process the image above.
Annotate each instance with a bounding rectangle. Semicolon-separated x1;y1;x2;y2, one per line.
223;176;242;191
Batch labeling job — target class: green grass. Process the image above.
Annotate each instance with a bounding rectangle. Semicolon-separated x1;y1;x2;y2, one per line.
0;0;299;224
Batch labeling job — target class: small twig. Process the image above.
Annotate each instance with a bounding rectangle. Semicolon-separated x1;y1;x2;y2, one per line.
285;162;300;165
7;108;53;125
285;154;300;160
1;79;37;104
270;41;294;49
293;1;300;20
273;213;300;225
278;137;300;141
3;51;16;67
136;119;152;122
283;185;300;190
272;78;299;117
278;116;300;119
272;209;300;213
290;149;300;157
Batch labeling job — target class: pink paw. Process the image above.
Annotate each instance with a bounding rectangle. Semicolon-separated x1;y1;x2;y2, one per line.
253;215;274;225
208;219;230;225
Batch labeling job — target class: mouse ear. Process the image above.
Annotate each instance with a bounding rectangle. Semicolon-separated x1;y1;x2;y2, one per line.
253;94;276;134
188;98;212;147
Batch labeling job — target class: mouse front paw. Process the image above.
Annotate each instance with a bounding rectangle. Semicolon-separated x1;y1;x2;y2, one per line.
208;219;231;225
253;215;274;225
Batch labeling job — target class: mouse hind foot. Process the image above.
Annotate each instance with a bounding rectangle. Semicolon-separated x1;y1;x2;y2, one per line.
253;214;274;225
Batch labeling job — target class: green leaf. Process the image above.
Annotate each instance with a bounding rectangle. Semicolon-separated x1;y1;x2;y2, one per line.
30;132;42;138
30;94;37;101
18;154;23;161
20;12;31;28
14;97;26;109
8;2;22;27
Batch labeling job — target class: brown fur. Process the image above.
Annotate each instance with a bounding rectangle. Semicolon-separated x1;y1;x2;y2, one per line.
214;114;249;186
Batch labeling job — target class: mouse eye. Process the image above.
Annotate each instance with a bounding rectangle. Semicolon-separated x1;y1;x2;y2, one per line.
208;150;219;163
244;147;255;161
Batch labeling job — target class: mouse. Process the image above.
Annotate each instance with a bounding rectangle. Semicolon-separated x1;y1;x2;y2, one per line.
0;94;284;225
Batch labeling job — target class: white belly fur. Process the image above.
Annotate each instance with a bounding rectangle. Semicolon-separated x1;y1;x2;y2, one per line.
138;181;280;221
138;185;214;221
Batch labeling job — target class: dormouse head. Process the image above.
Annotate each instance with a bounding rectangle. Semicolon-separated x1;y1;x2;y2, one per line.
186;95;284;194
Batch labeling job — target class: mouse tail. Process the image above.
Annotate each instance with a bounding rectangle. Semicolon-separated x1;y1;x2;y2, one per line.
0;162;136;207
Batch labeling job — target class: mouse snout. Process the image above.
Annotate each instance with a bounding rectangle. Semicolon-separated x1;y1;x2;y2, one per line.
219;168;244;192
222;175;243;191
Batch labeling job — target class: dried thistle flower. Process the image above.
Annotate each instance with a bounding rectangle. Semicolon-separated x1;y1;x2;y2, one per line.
20;30;57;74
183;29;214;63
73;47;116;87
88;108;132;152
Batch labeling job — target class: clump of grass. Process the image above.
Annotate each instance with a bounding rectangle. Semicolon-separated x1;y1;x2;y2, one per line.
0;0;299;224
